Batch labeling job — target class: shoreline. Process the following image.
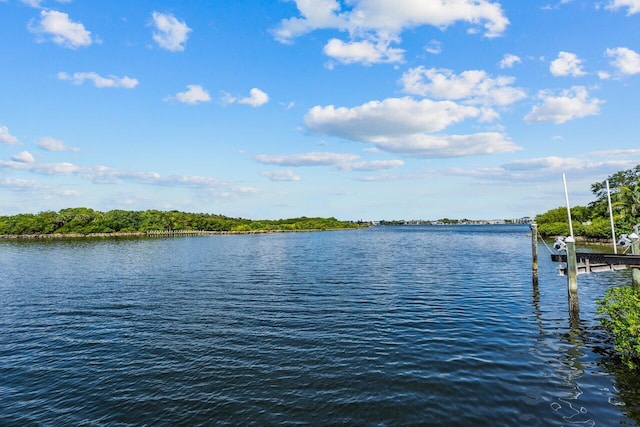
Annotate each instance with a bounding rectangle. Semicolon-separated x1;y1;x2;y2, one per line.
0;228;360;240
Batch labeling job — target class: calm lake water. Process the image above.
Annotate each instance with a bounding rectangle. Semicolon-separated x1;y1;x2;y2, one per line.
1;225;639;426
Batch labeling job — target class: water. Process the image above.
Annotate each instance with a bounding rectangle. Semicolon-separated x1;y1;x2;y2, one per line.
1;225;638;425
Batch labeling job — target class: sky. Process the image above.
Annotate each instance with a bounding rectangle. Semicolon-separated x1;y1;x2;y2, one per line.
1;0;640;221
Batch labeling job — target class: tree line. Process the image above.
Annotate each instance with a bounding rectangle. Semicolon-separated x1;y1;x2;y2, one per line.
536;164;640;238
0;208;363;235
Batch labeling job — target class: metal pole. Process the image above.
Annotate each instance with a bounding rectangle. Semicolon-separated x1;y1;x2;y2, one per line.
531;222;538;285
606;180;617;254
563;173;574;239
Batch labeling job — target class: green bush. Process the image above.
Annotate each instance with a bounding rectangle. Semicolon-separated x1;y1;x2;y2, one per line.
597;285;640;369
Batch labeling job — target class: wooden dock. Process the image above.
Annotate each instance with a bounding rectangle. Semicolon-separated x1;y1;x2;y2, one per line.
551;252;640;276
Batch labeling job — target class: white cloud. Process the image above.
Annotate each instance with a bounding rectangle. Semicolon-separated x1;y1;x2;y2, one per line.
588;148;640;157
370;132;519;158
425;40;442;55
255;152;359;167
550;51;586;77
12;151;35;163
0;126;19;145
400;67;526;106
255;152;405;172
303;96;519;158
21;0;43;7
337;159;405;171
524;86;603;124
29;10;92;49
305;97;481;138
223;88;269;107
19;0;73;8
441;154;640;184
499;54;522;69
605;47;640;75
57;72;138;88
239;88;269;107
261;170;302;182
38;137;79;152
167;85;211;104
606;0;640;14
323;38;404;64
0;159;81;175
151;11;191;52
0;177;79;197
0;159;256;195
273;0;509;65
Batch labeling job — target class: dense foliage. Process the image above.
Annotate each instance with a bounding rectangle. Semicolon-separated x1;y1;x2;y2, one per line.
597;286;640;369
0;208;362;235
536;165;640;238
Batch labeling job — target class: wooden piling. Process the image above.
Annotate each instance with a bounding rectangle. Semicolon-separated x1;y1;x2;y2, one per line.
566;236;579;311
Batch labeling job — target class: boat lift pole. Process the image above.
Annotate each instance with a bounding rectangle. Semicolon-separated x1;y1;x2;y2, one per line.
563;173;578;306
531;222;538;286
606;180;617;254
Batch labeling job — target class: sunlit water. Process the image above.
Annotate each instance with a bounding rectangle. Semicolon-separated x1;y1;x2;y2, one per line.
1;225;639;425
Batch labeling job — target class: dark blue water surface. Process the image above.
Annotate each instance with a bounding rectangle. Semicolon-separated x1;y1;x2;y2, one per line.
1;225;639;426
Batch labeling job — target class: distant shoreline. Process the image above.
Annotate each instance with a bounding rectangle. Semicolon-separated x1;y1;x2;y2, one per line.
0;228;357;240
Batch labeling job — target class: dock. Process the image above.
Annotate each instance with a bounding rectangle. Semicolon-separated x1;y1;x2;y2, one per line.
551;252;640;275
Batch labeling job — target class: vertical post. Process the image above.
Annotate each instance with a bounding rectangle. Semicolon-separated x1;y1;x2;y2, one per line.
563;173;574;239
531;222;538;285
631;232;640;287
606;180;617;254
566;236;579;312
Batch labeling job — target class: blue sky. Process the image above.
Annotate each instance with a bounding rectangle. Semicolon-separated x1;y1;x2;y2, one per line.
1;0;640;220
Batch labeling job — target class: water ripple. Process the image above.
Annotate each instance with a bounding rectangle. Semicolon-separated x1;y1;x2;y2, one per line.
0;226;636;425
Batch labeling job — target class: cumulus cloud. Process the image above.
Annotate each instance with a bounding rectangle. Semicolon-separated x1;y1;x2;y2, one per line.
239;88;269;107
57;72;138;89
400;67;526;106
425;40;442;55
166;85;211;104
255;152;359;167
255;152;405;172
38;137;79;152
550;51;586;77
441;154;640;184
273;0;509;64
323;38;404;64
606;0;640;14
499;54;522;69
303;96;519;158
261;170;302;182
0;177;80;197
306;97;481;138
223;88;269;107
0;159;256;195
337;159;405;171
12;151;35;163
524;86;603;124
497;156;633;180
29;10;92;49
371;132;519;158
151;11;191;51
21;0;43;7
606;47;640;75
0;126;19;145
